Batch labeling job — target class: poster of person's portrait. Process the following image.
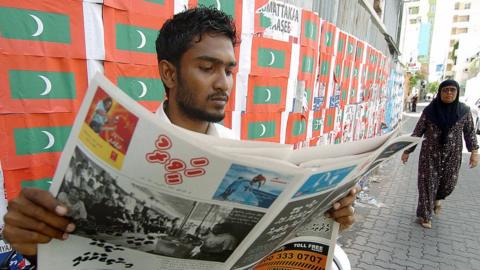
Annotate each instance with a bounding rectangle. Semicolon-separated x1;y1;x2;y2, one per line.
212;164;294;208
57;147;264;263
80;88;139;169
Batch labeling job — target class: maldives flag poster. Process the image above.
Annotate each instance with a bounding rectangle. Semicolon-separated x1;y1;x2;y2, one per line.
305;79;314;111
103;6;165;66
376;53;385;85
0;54;88;114
3;165;55;200
322;107;336;134
355;40;365;64
329;55;343;108
318;52;333;107
241;112;281;142
345;35;357;63
250;36;292;77
246;75;288;113
350;61;361;104
366;65;376;91
285;112;308;145
361;63;369;100
190;0;243;33
320;21;336;55
333;54;343;86
0;0;85;58
104;61;165;112
339;59;353;107
336;31;347;60
367;45;379;69
339;85;349;109
0;113;75;170
298;45;318;82
104;0;174;19
300;10;320;49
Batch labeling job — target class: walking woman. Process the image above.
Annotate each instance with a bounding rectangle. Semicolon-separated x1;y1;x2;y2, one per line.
401;79;479;229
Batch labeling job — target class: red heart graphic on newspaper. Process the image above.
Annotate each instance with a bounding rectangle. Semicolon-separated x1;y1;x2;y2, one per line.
145;150;170;164
165;159;186;172
155;135;172;150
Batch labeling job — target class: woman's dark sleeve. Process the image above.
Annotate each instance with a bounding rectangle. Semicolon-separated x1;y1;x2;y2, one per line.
404;112;427;154
463;112;479;152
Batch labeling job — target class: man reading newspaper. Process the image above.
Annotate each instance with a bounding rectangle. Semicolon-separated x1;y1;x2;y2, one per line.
2;6;357;265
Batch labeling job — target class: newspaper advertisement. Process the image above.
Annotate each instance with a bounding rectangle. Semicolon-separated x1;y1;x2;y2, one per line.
38;74;421;269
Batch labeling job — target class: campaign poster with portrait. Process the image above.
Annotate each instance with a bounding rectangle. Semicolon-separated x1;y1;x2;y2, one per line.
80;87;139;169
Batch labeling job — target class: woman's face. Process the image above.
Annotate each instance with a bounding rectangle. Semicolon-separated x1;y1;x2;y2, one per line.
440;86;457;104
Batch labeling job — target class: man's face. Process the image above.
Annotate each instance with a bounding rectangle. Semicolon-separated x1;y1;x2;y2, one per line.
440;86;457;104
173;34;236;122
104;100;112;111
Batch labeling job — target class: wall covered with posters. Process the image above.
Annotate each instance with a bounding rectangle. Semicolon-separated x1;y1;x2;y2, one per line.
0;0;404;205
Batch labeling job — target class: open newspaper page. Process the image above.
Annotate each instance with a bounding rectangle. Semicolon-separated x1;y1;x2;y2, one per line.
214;129;398;164
36;74;366;270
231;159;365;270
37;74;312;269
231;134;422;270
37;74;422;269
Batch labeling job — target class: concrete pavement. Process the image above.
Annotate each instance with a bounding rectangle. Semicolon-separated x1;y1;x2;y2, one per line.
338;105;480;270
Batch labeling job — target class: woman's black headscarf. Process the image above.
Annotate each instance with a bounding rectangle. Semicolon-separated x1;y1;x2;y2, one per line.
423;79;470;144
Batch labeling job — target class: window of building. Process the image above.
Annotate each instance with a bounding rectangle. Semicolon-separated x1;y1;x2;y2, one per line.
409;6;419;14
455;2;471;10
410;18;419;24
451;27;468;34
453;15;470;22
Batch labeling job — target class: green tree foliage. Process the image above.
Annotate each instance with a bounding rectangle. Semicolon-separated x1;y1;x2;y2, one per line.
409;73;425;88
428;81;439;94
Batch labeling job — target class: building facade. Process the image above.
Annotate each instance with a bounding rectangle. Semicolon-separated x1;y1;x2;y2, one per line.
428;0;480;85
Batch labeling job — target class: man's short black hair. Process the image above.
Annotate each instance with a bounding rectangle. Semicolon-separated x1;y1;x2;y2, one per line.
156;7;238;96
156;6;238;67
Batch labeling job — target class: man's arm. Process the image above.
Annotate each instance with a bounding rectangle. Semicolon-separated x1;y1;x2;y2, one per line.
2;188;75;255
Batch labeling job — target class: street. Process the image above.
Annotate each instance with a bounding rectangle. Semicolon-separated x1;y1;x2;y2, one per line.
338;103;480;270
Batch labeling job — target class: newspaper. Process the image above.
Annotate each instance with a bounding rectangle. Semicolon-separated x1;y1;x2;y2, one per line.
38;74;421;270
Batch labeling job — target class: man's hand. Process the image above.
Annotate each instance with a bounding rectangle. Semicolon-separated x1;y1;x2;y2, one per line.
327;187;358;231
2;188;75;255
401;152;409;164
470;151;478;168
